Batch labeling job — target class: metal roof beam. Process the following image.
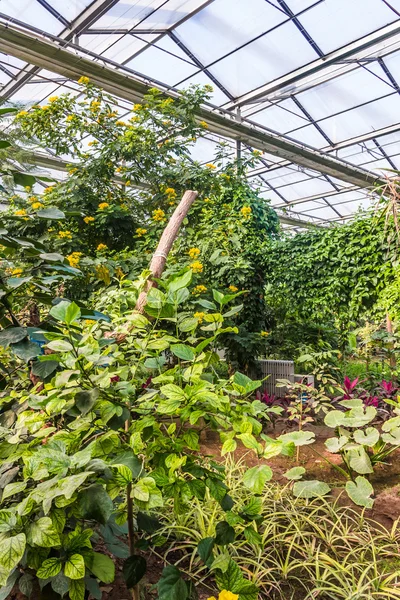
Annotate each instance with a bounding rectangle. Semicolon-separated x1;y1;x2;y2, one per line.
0;22;382;189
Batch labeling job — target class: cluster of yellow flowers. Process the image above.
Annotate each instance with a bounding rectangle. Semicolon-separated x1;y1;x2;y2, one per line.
229;285;238;292
98;202;109;210
14;209;27;216
96;264;110;284
199;120;208;128
190;260;203;273
194;311;205;323
11;267;23;278
66;252;82;268
105;111;118;119
44;186;54;194
115;120;126;127
88;140;98;147
260;331;269;338
58;230;72;239
136;228;147;237
240;206;252;218
16;110;28;118
152;208;165;222
253;149;262;156
192;285;207;295
84;216;95;224
165;187;177;198
208;592;238;600
205;163;216;169
97;243;107;251
203;197;211;203
48;96;58;103
90;100;101;111
78;76;90;85
188;247;200;259
68;168;78;175
133;103;142;111
31;202;44;210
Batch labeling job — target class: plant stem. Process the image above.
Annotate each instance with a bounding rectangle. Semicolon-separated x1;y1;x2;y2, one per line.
125;419;140;600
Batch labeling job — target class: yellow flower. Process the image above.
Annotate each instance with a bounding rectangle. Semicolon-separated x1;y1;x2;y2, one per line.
115;120;126;126
48;96;58;103
24;186;31;192
192;285;207;295
11;268;23;277
206;163;216;169
203;197;211;203
68;168;78;175
16;110;28;118
188;247;200;259
88;140;98;146
44;186;54;194
136;228;147;237
190;261;203;274
14;209;27;216
97;243;107;251
229;285;238;293
261;331;269;338
194;311;205;323
199;120;208;128
85;319;96;325
84;216;95;224
115;166;122;173
152;208;165;222
78;76;90;85
98;202;109;210
253;149;262;156
31;202;44;210
96;264;110;284
218;593;239;600
66;252;82;268
42;105;49;110
125;180;131;186
66;115;74;122
90;100;101;110
169;201;175;206
133;103;142;111
165;187;176;197
105;111;117;119
240;206;252;218
58;230;72;239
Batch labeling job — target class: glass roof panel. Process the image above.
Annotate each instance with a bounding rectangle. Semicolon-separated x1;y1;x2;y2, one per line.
79;33;158;63
0;0;64;34
93;0;167;28
138;0;212;28
178;71;230;105
47;0;93;22
298;0;398;54
248;99;308;132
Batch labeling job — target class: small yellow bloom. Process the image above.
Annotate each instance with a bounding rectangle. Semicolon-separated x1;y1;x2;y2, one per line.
261;331;269;338
48;96;58;103
44;186;54;194
42;105;49;110
116;167;122;173
240;206;252;218
11;268;23;277
96;264;110;284
66;115;74;122
85;319;96;325
152;208;165;222
66;252;82;268
194;311;205;323
115;120;126;126
133;103;142;111
16;110;28;118
31;202;44;210
125;180;131;186
68;168;78;175
203;197;211;203
24;186;32;192
78;76;90;85
190;261;203;274
84;216;95;224
229;285;238;293
218;593;239;600
169;201;175;206
58;230;72;239
105;111;117;118
88;140;98;146
206;163;216;169
136;228;147;237
98;202;109;210
188;247;200;259
165;187;176;197
14;209;27;216
253;149;262;156
192;285;207;295
199;120;208;128
97;243;108;251
90;100;101;110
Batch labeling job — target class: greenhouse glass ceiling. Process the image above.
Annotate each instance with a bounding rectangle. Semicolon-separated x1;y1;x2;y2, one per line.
1;0;400;228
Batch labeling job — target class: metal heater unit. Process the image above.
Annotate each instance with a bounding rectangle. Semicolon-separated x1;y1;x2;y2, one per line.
256;360;295;398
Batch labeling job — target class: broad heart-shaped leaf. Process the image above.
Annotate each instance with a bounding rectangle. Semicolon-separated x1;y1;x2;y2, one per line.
325;435;349;453
51;572;70;597
170;344;195;361
2;481;26;500
382;415;400;432
90;552;115;583
325;406;376;428
284;466;306;481
31;359;59;379
168;270;192;293
0;326;27;347
221;438;237;456
36;207;65;220
46;339;73;352
68;578;85;600
10;339;41;362
278;430;315;447
27;517;60;547
65;554;85;580
293;480;331;499
346;476;374;508
13;171;36;187
75;388;100;415
348;447;373;475
353;427;380;446
215;520;235;545
0;533;26;571
382;426;400;445
243;465;272;494
215;559;245;594
36;557;62;579
49;300;72;322
123;555;146;588
158;565;188;600
76;484;113;525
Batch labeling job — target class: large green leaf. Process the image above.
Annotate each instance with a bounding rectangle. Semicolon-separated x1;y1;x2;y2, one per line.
75;388;99;415
68;578;85;600
325;436;348;453
0;533;26;571
215;520;235;545
242;465;272;494
46;340;73;352
27;517;60;547
158;566;188;600
348;447;373;475
123;555;146;588
36;557;62;579
278;430;315;447
65;554;85;580
293;480;331;499
170;344;195;361
197;537;214;565
10;340;41;362
353;427;379;446
36;207;65;220
31;359;59;379
283;467;305;481
168;270;192;292
0;327;27;347
346;476;374;508
77;484;113;525
90;552;115;583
